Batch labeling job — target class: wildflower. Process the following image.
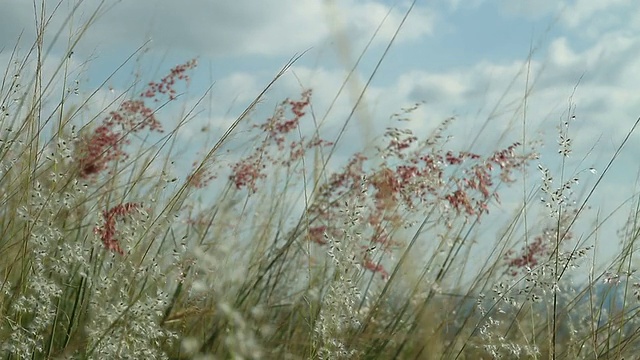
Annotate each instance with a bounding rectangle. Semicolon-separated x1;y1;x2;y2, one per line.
76;59;197;179
94;202;143;255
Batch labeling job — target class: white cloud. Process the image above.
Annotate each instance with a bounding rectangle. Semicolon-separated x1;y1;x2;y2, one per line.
338;1;436;44
445;0;487;12
214;72;260;105
499;0;560;19
562;0;632;29
0;0;434;59
401;71;468;103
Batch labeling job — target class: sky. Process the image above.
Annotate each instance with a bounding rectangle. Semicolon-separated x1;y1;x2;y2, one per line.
1;0;639;271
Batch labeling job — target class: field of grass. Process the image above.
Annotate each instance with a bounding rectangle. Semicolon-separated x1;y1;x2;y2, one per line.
2;2;640;359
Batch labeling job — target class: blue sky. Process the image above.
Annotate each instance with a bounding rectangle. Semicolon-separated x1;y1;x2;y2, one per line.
2;0;639;268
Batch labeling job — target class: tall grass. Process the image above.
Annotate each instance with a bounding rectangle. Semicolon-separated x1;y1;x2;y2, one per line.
2;2;640;359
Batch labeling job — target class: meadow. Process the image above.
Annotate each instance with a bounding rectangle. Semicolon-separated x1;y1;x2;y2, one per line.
1;2;640;359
